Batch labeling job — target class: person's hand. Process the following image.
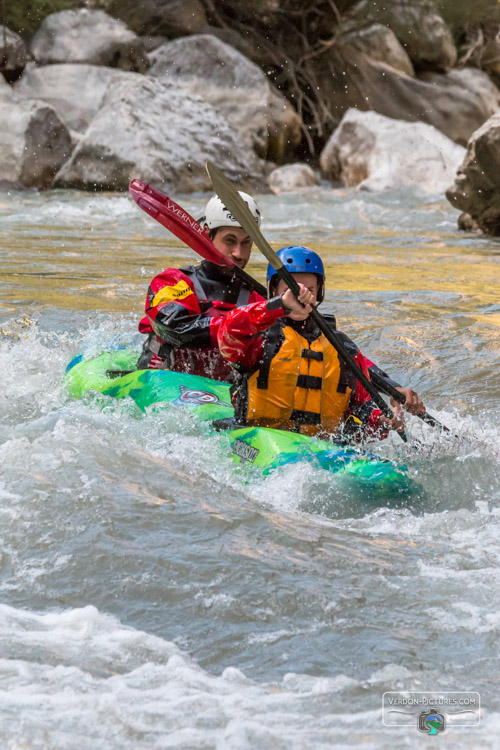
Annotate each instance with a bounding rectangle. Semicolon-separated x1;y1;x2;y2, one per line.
281;284;315;321
391;387;426;415
378;405;406;433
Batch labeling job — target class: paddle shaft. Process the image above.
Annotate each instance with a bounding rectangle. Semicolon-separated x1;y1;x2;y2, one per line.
369;370;450;433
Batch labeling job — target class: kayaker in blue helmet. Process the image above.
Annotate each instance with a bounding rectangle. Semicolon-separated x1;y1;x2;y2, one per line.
137;192;264;381
219;245;425;440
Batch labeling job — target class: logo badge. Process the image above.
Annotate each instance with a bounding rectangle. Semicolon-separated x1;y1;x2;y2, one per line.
172;385;231;408
418;710;445;735
232;439;259;463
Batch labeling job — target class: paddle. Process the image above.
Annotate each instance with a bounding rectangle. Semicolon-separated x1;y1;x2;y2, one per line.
205;161;408;440
129;175;447;439
369;370;450;433
128;179;267;298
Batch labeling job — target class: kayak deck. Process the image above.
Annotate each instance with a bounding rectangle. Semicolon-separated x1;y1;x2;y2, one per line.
65;350;413;492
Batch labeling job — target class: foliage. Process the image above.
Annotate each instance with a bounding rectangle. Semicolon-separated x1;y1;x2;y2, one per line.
1;0;85;37
200;0;361;155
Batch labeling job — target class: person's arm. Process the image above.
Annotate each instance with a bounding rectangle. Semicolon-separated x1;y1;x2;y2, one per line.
333;331;405;441
323;314;424;414
218;296;288;370
366;361;425;415
218;285;315;369
140;269;264;349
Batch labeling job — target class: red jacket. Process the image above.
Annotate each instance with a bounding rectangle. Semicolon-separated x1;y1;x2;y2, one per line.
218;297;389;440
138;261;264;380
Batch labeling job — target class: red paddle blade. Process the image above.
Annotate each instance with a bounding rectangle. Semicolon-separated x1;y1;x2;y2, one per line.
128;179;233;268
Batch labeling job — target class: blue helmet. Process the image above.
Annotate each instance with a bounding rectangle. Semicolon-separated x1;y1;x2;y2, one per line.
267;246;325;303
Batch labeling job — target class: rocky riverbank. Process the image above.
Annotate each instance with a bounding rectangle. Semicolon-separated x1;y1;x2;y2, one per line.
2;0;500;232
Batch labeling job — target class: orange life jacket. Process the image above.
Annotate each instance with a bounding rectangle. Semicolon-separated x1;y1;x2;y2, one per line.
243;322;353;436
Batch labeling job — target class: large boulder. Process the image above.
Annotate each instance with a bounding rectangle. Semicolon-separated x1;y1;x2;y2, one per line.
418;68;500;140
312;44;500;145
108;0;207;37
30;9;147;72
339;23;415;77
148;35;302;162
268;163;319;193
0;25;28;82
446;113;500;235
14;64;142;134
54;76;266;192
0;87;72;188
352;0;457;72
320;108;465;193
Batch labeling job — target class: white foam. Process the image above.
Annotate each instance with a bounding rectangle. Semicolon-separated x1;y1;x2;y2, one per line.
9;603;496;748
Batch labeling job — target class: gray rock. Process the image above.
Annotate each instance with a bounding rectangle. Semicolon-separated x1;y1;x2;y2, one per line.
315;42;499;146
30;9;147;72
353;0;456;72
199;25;259;64
457;213;481;233
446;113;500;235
0;179;34;191
0;87;72;188
340;23;414;77
14;64;142;133
148;34;302;162
54;76;266;192
0;25;28;82
111;0;207;37
268;163;319;193
320;108;465;193
418;68;500;142
139;36;169;53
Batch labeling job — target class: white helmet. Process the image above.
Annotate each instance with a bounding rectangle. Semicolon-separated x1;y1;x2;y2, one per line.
201;192;261;230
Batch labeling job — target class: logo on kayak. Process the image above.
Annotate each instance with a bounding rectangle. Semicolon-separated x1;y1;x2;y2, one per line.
173;385;232;408
232;439;259;463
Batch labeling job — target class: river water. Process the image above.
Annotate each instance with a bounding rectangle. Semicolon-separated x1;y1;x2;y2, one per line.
0;185;499;748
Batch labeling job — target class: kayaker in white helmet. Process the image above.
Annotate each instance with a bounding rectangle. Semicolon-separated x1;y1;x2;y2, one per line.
137;192;264;380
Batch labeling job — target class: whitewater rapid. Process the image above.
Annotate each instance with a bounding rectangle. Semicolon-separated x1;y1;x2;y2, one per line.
0;185;499;748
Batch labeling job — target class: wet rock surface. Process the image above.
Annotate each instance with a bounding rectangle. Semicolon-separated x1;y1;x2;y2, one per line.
148;34;302;162
30;9;147;72
14;64;142;134
339;23;415;77
54;76;266;192
320;108;465;193
2;0;500;196
446;112;500;235
309;43;499;146
110;0;208;38
351;0;457;72
0;86;72;189
0;25;28;82
268;164;319;193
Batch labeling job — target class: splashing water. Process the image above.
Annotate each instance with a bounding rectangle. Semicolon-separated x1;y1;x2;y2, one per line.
0;186;499;748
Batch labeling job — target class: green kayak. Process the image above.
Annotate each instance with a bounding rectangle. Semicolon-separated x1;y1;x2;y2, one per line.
64;349;413;494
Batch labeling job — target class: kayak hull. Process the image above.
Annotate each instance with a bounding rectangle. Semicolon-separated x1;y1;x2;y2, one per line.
65;350;412;492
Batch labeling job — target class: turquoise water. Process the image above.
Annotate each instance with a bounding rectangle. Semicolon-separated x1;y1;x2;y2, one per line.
0;185;499;748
